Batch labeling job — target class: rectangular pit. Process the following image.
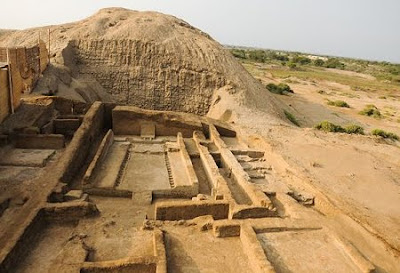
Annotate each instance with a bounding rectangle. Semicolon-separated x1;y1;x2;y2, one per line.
117;145;171;192
257;229;368;273
164;226;252;273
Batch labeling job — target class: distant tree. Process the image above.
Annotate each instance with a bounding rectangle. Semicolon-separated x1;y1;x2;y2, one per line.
248;50;266;62
387;65;400;75
266;51;278;60
292;55;312;65
325;58;345;69
314;59;325;67
275;54;289;62
230;49;246;59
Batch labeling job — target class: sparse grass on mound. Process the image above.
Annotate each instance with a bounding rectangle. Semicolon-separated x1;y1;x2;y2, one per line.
267;67;400;93
344;124;364;135
371;129;399;141
266;83;294;95
359;104;381;118
327;100;350;108
284;110;300;127
314;121;364;135
314;121;345;133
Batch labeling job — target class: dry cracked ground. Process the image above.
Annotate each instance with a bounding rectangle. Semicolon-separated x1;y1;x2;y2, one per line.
0;7;399;273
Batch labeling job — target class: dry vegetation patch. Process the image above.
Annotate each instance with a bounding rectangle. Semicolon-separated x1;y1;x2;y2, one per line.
327;100;350;108
359;105;382;118
371;129;399;141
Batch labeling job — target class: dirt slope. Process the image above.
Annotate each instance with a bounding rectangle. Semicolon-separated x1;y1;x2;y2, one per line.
0;8;284;120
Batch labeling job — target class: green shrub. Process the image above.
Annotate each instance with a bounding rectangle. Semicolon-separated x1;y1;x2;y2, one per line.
314;59;325;67
345;125;364;135
266;83;294;95
359;105;381;118
314;121;345;133
231;49;246;59
371;129;399;141
284;110;300;126
248;50;266;62
268;51;289;62
315;122;365;135
327;100;350;108
288;62;297;69
325;58;345;69
292;55;312;65
275;54;289;62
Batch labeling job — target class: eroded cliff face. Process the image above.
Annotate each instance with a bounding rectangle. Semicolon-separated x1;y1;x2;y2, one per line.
70;39;226;114
0;8;284;121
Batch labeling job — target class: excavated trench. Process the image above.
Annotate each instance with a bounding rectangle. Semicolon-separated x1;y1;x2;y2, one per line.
66;40;226;115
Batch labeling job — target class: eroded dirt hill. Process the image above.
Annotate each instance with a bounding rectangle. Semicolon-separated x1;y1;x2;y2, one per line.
0;8;283;119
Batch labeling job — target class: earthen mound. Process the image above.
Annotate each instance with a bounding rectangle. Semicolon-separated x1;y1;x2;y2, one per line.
0;8;283;119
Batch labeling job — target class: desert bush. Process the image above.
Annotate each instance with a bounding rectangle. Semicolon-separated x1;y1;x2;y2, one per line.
345;125;364;135
266;51;289;62
386;65;400;75
314;59;325;66
327;100;350;108
359;105;381;118
292;55;312;65
231;49;246;59
248;50;266;62
314;121;345;133
315;121;365;135
275;54;289;62
284;110;300;126
266;83;294;95
371;129;399;141
325;58;345;69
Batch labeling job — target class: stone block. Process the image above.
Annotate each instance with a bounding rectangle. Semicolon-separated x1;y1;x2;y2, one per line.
64;190;83;201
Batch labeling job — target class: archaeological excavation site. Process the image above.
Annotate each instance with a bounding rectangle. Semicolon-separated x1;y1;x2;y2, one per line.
0;7;399;273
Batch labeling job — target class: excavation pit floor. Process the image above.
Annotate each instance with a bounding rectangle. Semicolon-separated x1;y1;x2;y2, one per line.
165;226;252;273
0;103;398;273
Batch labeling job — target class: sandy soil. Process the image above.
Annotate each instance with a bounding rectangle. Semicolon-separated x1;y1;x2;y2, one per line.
230;63;400;253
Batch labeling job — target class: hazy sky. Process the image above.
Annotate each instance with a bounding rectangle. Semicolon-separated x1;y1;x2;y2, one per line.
1;0;399;63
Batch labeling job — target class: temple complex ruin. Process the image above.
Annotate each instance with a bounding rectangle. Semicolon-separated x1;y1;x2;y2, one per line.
0;7;399;273
0;97;382;273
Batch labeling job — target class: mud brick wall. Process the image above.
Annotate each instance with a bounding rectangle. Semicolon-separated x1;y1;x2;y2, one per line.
0;48;6;62
59;102;105;185
155;200;230;220
0;69;10;123
112;105;203;137
71;40;226;115
0;41;48;117
39;40;49;73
